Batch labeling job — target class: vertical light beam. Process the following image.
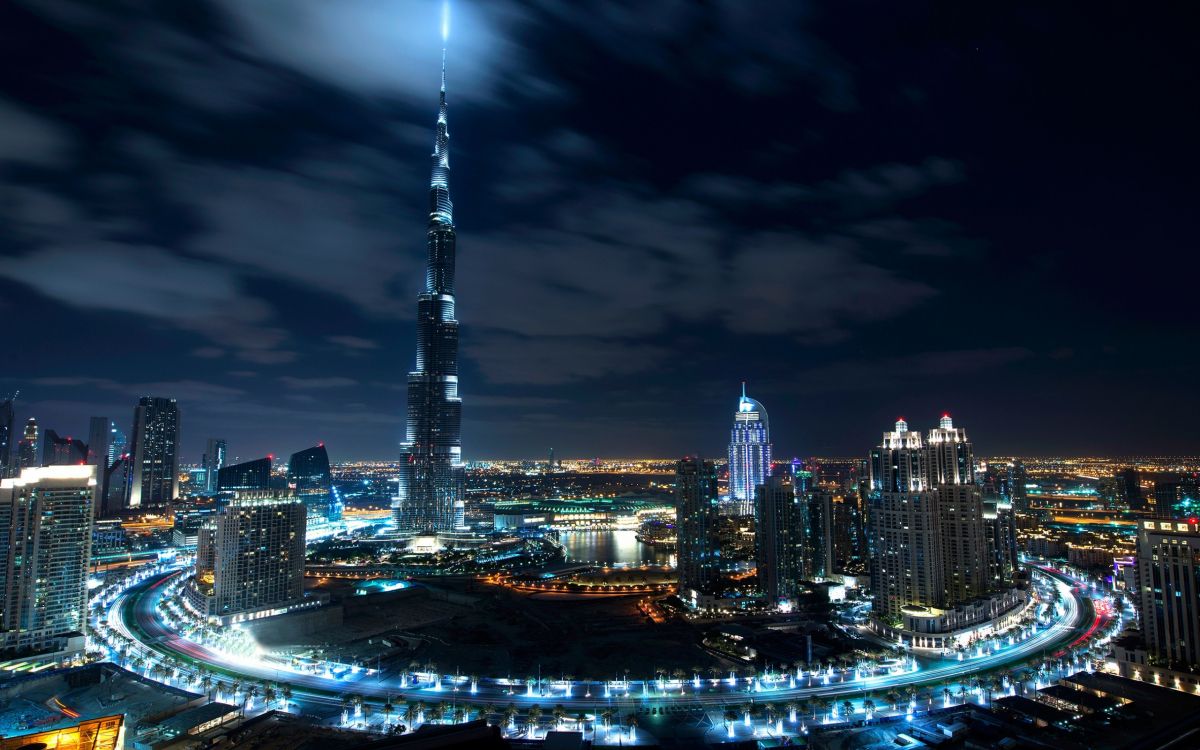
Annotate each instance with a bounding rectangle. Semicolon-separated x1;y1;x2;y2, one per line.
441;1;450;42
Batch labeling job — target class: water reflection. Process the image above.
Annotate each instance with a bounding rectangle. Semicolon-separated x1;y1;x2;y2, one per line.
558;529;670;566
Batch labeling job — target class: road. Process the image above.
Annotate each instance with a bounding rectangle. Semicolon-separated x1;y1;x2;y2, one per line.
104;564;1094;715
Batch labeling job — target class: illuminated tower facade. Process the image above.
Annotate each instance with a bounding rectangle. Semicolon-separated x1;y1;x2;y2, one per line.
728;384;771;516
128;397;179;507
395;30;464;534
0;465;96;654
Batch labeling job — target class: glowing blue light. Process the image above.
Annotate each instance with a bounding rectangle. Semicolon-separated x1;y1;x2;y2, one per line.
441;2;450;42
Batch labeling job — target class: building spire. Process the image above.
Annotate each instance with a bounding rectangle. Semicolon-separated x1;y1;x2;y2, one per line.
428;3;453;227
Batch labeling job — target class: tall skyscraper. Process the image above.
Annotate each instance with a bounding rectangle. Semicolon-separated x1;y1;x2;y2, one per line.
868;418;942;622
189;491;306;623
86;417;121;471
128;397;180;507
925;414;974;486
1136;519;1200;669
0;394;14;478
395;38;464;534
755;473;808;602
936;484;990;603
216;457;271;493
0;465;96;655
202;438;227;494
675;457;722;602
868;415;996;624
288;444;339;522
728;384;771;516
41;430;87;466
868;418;925;494
16;417;39;471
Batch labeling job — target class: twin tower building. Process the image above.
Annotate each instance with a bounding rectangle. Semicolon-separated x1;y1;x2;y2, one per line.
679;393;1019;636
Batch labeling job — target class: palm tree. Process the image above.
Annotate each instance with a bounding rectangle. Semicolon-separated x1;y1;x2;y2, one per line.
764;703;778;728
600;708;615;732
504;704;519;729
785;701;799;723
403;703;420;727
482;703;497;724
723;708;738;733
840;699;854;719
199;673;214;699
527;705;542;734
885;691;901;712
815;697;830;721
552;705;567;730
429;701;447;724
262;683;277;709
280;683;293;711
863;698;877;719
382;697;395;727
624;713;638;738
452;707;465;724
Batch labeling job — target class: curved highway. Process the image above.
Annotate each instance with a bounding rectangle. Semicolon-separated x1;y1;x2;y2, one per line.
101;563;1095;717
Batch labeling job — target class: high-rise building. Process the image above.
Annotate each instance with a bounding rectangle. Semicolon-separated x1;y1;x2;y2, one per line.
829;489;867;575
867;418;940;623
394;38;464;535
925;414;974;487
41;429;87;466
0;465;96;655
755;473;808;602
869;487;944;623
86;417;117;471
983;497;1019;586
0;395;14;478
1136;519;1200;669
937;484;990;603
805;489;833;581
128;397;179;507
288;445;339;522
868;415;998;625
728;384;771;516
869;418;926;494
16;417;39;471
189;491;306;623
675;457;722;601
1121;467;1145;511
1154;475;1200;519
202;438;226;494
101;456;131;518
216;457;271;493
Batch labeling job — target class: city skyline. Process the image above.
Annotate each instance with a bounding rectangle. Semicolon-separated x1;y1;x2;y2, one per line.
2;2;1198;461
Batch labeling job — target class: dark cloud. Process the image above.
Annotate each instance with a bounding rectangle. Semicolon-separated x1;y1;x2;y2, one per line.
2;0;1196;457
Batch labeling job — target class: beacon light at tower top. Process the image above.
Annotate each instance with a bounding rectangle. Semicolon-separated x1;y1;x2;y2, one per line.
441;1;449;42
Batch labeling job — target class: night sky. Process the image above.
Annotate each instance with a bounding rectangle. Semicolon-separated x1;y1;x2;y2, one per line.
1;1;1197;461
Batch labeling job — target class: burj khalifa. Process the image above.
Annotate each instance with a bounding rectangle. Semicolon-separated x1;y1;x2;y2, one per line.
394;18;464;534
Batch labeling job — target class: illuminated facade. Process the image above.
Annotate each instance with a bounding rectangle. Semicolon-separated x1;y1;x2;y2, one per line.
17;417;39;471
1136;519;1200;668
216;456;270;492
395;39;464;534
728;384;771;516
0;715;123;750
128;396;179;507
192;491;307;622
0;465;96;654
202;437;226;493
